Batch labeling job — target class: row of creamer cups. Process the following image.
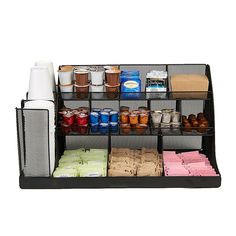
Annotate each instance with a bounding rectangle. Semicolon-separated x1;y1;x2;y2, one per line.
58;65;119;93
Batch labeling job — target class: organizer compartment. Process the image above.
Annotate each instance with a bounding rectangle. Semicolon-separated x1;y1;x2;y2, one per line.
16;64;221;188
16;108;52;177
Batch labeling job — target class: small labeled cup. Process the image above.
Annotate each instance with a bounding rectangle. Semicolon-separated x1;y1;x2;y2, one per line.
136;124;148;135
139;113;149;124
151;111;162;125
63;111;74;126
74;69;89;86
121;123;131;134
76;113;88;126
100;111;110;123
120;111;129;123
105;70;120;86
90;70;104;85
74;84;89;98
59;84;73;92
58;70;73;85
90;84;104;92
129;113;139;125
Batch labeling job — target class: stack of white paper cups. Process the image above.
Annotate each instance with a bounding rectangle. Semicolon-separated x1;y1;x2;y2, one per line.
28;66;54;100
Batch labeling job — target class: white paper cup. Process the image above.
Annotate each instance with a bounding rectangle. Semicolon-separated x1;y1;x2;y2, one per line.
35;60;55;91
90;71;104;85
28;66;54;100
90;84;104;92
58;71;73;85
59;84;73;92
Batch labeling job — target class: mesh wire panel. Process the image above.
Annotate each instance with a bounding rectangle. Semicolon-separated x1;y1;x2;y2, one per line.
64;101;89;109
111;136;157;149
91;101;119;110
150;100;176;111
182;100;204;116
16;109;25;172
167;64;206;76
21;109;51;177
66;136;108;149
163;136;202;150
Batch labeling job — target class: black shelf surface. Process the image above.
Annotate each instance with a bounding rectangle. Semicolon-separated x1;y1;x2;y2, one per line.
60;91;213;101
20;175;221;189
56;126;214;136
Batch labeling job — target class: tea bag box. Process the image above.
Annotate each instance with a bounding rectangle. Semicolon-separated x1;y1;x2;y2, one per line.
16;64;220;188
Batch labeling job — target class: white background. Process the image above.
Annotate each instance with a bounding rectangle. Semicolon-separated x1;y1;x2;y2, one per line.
0;0;235;235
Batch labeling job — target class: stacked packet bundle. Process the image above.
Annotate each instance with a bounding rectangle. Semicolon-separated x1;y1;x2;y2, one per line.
53;148;107;177
163;151;219;176
108;148;163;176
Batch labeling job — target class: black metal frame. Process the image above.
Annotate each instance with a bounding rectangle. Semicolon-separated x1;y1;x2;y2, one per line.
16;64;221;188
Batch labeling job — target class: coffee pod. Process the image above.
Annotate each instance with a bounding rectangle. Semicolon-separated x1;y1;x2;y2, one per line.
59;84;73;92
110;111;118;122
105;83;120;98
171;122;181;128
74;84;89;93
76;113;88;126
28;66;54;100
58;70;73;85
105;70;120;86
121;123;131;134
63;111;74;126
129;113;139;125
90;70;104;85
100;111;109;123
171;111;180;123
151;111;162;124
136;124;148;135
140;113;149;124
90;84;104;92
90;112;99;124
99;123;109;134
35;60;55;91
74;69;89;86
120;111;129;123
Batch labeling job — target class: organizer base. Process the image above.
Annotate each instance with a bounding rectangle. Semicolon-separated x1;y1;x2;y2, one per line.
20;175;221;189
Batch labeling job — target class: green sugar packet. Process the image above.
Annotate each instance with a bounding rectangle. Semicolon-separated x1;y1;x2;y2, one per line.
79;166;104;177
59;162;81;170
59;155;82;163
79;162;107;177
53;167;79;177
81;153;107;162
88;149;108;155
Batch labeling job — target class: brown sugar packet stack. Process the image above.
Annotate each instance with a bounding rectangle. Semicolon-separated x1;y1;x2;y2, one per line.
109;162;134;171
108;169;134;176
111;148;130;155
108;148;164;176
141;153;157;162
110;155;134;164
137;165;156;176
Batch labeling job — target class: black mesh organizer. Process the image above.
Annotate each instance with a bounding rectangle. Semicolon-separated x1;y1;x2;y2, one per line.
16;64;221;188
